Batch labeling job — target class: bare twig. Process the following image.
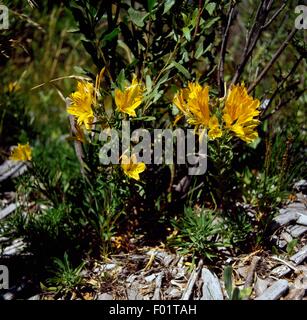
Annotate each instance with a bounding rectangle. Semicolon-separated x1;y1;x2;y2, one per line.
181;259;204;300
244;256;261;291
261;55;304;116
218;2;236;97
261;3;287;30
231;1;288;86
262;88;306;121
271;256;298;272
248;27;298;93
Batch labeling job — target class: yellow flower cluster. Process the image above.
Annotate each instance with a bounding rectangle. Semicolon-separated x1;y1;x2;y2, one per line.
9;143;32;161
173;82;260;143
67;76;145;180
67;76;143;131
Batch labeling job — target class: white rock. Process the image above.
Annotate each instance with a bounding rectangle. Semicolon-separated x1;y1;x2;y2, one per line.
297;215;307;226
271;265;291;277
254;276;269;296
273;212;298;228
290;245;307;265
255;280;289;300
0;203;19;220
145;274;156;283
288;225;307;238
200;268;224;300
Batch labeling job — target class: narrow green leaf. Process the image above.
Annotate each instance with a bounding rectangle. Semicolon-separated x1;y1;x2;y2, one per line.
128;7;147;28
205;3;216;15
195;41;204;59
117;69;126;91
163;0;175;14
204;17;220;29
147;0;156;12
232;287;240;300
146;75;152;92
171;61;191;79
102;27;120;42
182;27;191;41
224;266;233;299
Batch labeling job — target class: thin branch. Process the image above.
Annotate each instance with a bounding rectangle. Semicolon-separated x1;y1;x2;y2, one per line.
218;2;236;97
262;88;306;121
248;27;297;93
261;3;287;30
231;1;268;85
261;55;304;115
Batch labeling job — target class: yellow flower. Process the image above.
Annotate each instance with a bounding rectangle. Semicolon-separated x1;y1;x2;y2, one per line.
223;84;260;143
115;77;143;117
9;143;32;161
208;115;222;139
121;154;146;181
67;81;94;130
173;82;222;140
173;82;210;127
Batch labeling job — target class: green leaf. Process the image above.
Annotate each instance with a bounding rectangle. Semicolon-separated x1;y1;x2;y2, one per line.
147;0;156;12
204;17;220;29
239;287;252;300
182;27;191;41
163;0;175;14
286;239;298;256
224;266;233;299
128;7;147;28
171;61;191;79
205;3;216;15
117;69;126;91
146;75;152;92
102;27;120;42
232;287;240;300
195;41;204;59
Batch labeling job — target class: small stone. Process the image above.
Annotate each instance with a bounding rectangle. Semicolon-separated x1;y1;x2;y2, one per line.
2;239;25;255
296;193;307;203
277;239;287;249
297;215;307;226
167;288;182;299
280;232;293;243
102;263;117;271
0;203;19;220
28;295;40;300
144;274;156;283
271;265;291;277
0;160;27;183
255;279;289;300
97;293;113;300
293;180;307;194
288;225;307;238
254;276;269;297
2;292;14;300
290;245;307;265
